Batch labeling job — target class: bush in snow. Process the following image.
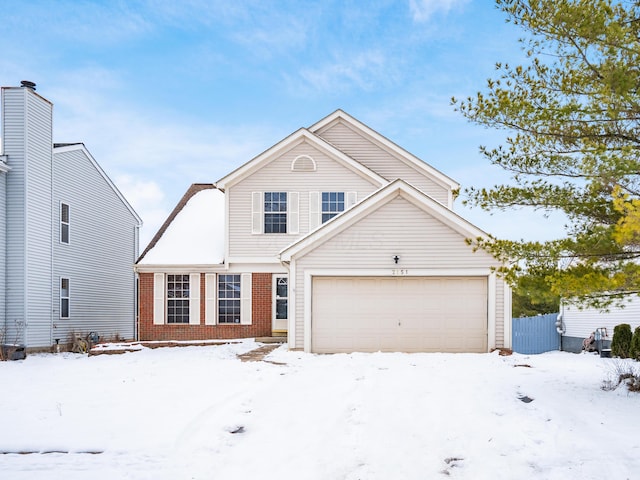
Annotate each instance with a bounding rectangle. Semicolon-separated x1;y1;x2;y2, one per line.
630;326;640;361
611;323;633;359
602;360;640;392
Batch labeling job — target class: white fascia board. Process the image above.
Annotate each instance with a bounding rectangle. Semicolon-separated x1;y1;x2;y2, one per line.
225;258;287;273
310;110;459;192
216;128;386;190
280;179;489;262
54;144;143;226
134;264;227;274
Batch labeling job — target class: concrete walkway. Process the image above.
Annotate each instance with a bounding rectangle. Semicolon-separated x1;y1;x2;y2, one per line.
236;344;284;364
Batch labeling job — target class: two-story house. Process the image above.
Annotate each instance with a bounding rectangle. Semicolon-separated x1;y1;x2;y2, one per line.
136;110;511;353
0;81;142;352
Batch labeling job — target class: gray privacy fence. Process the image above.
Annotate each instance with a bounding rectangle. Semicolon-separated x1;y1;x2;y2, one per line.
512;313;560;354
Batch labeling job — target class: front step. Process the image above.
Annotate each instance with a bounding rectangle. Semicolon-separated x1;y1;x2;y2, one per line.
256;335;287;344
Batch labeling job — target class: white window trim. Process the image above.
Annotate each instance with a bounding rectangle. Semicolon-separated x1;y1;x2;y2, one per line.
291;154;316;172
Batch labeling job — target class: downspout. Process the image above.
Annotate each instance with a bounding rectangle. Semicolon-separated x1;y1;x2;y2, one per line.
555;302;566;351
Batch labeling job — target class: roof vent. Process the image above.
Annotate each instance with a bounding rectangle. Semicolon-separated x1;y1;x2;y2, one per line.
20;80;36;91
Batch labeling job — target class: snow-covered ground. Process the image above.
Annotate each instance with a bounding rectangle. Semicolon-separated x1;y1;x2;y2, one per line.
0;340;638;480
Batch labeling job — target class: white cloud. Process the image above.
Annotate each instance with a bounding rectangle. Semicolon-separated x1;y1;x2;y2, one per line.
295;50;398;95
409;0;470;22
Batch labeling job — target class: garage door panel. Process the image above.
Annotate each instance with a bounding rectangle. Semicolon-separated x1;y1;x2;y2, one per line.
312;276;487;353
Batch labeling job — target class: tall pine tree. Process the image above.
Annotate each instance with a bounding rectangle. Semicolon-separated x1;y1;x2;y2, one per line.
454;0;640;307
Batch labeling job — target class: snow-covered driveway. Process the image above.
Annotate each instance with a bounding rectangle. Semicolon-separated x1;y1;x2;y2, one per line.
0;340;638;479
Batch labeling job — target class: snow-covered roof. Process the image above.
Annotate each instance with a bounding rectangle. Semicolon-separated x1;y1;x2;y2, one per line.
137;186;225;265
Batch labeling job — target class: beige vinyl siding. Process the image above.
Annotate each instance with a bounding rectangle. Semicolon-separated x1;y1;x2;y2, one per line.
292;195;500;348
228;140;380;258
52;148;139;343
495;277;505;348
315;121;450;204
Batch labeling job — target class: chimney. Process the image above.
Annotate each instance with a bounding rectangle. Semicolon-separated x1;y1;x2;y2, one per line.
20;80;36;91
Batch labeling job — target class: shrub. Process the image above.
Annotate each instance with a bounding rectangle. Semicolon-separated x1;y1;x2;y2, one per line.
630;326;640;361
611;323;633;358
602;360;640;392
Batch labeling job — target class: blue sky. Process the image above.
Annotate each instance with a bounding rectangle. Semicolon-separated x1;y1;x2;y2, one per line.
0;0;566;247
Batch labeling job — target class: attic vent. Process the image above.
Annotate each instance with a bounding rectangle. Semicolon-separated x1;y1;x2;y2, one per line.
20;80;36;91
291;155;316;172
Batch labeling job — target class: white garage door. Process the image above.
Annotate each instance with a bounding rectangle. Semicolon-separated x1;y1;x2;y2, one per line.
312;276;487;353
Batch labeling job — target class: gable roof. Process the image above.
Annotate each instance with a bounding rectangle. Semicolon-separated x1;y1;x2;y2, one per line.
53;143;142;226
310;109;459;192
216;127;386;190
280;178;488;262
137;183;224;265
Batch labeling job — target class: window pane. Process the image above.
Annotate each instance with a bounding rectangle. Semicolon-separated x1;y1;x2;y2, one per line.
61;224;69;244
61;203;69;223
276;277;288;297
61;278;69;297
219;275;241;323
265;213;287;233
167;275;190;323
60;278;70;318
276;299;288;320
264;192;287;233
321;192;345;223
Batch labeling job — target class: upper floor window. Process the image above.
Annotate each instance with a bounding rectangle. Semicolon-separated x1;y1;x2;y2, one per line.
60;203;70;244
264;192;287;234
322;192;345;223
167;274;190;324
252;191;299;235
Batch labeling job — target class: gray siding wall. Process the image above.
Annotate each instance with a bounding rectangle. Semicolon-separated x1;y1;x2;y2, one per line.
2;87;53;347
228;140;380;258
0;171;6;333
52;148;139;344
315;121;450;204
291;195;502;348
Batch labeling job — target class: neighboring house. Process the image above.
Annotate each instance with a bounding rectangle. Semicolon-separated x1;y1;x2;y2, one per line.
560;297;640;353
0;81;142;351
136;110;512;353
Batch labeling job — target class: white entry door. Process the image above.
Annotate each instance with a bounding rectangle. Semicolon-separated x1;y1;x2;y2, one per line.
272;275;288;332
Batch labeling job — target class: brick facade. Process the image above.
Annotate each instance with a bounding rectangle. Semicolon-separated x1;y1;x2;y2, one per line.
138;272;273;341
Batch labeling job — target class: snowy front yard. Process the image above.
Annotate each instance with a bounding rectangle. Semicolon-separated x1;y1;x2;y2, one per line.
0;340;638;480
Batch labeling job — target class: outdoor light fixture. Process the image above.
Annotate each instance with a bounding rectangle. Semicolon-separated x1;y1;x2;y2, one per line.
393;255;400;264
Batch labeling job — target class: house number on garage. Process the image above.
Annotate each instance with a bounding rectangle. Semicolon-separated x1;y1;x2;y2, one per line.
392;269;409;276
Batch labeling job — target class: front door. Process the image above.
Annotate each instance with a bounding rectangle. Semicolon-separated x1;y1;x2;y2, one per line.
272;275;288;332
